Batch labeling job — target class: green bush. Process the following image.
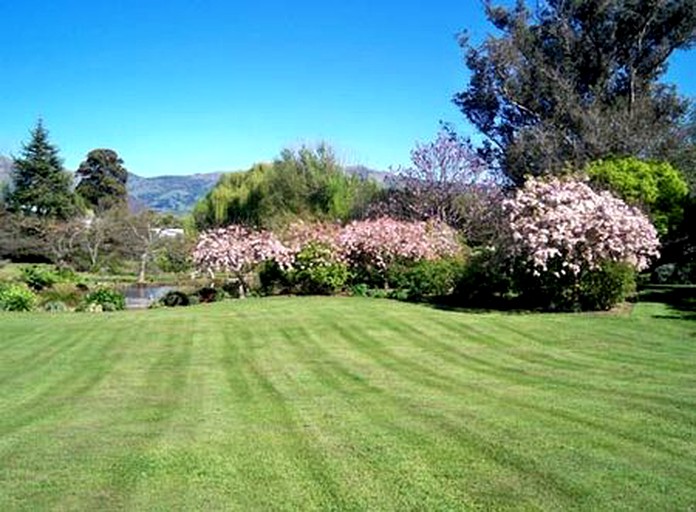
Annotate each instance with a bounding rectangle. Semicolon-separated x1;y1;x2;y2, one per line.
20;265;59;291
195;286;221;303
386;258;464;301
40;282;87;309
578;261;636;311
0;283;37;312
43;300;69;313
516;260;636;312
160;290;190;307
288;243;349;295
81;287;125;312
454;249;516;308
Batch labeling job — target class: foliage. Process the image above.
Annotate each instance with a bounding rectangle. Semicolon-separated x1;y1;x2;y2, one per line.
588;157;689;237
195;286;221;303
455;1;696;183
160;290;190;307
154;236;193;274
453;248;516;308
287;242;349;295
337;218;462;283
385;258;465;301
42;300;69;313
39;282;87;309
75;149;129;212
578;261;637;311
193;225;293;296
373;127;507;246
0;283;37;311
192;145;379;230
20;265;60;291
506;177;660;275
504;176;659;310
82;287;125;312
7;120;79;219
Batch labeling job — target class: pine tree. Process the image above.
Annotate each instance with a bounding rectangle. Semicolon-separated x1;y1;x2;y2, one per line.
8;120;78;219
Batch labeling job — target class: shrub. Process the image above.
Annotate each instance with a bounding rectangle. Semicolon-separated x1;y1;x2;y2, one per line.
288;242;349;295
0;283;37;312
82;287;125;312
587;157;688;236
386;258;464;301
40;282;87;309
578;261;636;311
43;300;69;313
160;290;190;307
21;265;59;291
504;176;660;311
195;286;220;303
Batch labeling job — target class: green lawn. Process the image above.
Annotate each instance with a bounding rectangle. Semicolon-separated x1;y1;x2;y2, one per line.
1;297;694;511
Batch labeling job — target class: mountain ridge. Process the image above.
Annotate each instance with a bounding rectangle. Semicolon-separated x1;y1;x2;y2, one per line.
0;156;387;214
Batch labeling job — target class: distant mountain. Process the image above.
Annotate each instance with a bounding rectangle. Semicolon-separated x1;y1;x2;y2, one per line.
0;155;13;183
126;172;223;214
0;156;389;215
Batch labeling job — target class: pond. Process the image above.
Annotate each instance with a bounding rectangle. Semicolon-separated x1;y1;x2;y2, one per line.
122;284;174;309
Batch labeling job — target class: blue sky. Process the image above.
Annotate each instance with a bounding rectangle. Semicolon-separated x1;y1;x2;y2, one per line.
1;1;694;177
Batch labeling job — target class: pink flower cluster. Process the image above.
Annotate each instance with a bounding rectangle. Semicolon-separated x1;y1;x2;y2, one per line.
337;218;462;269
193;218;463;276
192;225;293;276
505;177;660;275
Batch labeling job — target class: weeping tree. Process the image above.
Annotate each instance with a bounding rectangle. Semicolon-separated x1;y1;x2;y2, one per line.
192;144;379;230
455;0;696;184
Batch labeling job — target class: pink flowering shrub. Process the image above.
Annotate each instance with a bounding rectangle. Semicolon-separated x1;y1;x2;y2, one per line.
505;177;660;275
192;225;293;296
194;218;464;297
337;218;462;269
501;176;660;310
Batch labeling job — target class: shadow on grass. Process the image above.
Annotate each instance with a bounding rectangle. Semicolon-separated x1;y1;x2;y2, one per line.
634;285;696;321
422;286;696;320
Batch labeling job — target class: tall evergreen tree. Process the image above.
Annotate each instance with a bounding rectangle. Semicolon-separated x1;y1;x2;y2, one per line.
455;0;696;184
75;149;129;212
8;120;78;219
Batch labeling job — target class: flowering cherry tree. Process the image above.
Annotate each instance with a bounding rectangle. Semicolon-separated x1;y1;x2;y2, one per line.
193;225;293;297
337;217;462;271
505;177;660;276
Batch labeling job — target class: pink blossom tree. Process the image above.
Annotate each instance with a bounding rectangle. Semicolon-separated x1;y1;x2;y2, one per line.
336;218;462;285
505;177;660;275
193;225;293;297
503;176;660;309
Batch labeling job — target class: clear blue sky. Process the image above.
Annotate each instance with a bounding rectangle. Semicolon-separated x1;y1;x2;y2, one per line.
1;1;694;177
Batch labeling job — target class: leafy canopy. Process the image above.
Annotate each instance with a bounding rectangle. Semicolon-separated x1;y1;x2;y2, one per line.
75;149;129;212
455;0;696;183
587;157;689;236
193;144;379;230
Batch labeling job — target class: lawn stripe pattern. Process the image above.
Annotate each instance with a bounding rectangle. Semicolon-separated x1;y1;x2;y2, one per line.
1;296;695;510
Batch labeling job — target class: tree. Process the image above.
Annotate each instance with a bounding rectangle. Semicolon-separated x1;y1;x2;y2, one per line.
192;144;379;230
75;149;129;212
455;0;696;184
373;126;506;246
8;120;79;219
193;225;293;296
587;157;689;236
504;176;660;309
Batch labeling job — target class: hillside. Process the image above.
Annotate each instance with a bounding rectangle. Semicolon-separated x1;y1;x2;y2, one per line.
0;156;388;214
126;172;223;214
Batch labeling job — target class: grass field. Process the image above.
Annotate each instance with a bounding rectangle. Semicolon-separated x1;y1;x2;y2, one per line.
1;296;695;510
